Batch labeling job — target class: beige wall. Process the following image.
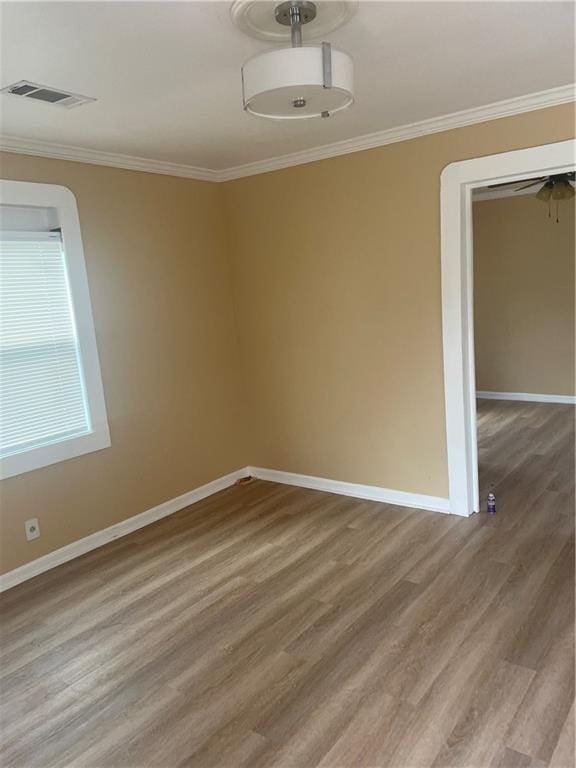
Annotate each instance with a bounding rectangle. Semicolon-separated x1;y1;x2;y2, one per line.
223;104;575;497
474;194;575;396
0;153;248;573
1;102;574;574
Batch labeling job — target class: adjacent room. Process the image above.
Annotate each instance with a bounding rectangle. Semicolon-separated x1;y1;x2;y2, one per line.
473;178;575;524
0;2;574;766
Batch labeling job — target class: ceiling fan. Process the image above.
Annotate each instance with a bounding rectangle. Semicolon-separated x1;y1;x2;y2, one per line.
488;172;575;222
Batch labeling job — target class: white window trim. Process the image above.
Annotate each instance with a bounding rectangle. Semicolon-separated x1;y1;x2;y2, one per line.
0;180;110;479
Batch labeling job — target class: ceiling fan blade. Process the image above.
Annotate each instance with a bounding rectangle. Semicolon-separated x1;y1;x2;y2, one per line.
487;177;547;190
514;179;547;191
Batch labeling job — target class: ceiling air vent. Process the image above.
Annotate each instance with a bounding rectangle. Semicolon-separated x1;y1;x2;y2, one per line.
1;80;96;109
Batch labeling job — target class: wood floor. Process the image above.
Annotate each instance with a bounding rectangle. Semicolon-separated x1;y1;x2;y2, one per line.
0;400;574;767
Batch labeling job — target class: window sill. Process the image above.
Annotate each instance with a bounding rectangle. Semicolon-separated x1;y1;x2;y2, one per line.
0;427;111;480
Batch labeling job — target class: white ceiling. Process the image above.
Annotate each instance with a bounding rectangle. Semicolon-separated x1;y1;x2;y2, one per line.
0;1;574;173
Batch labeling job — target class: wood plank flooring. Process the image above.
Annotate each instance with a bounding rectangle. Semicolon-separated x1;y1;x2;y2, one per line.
0;400;574;767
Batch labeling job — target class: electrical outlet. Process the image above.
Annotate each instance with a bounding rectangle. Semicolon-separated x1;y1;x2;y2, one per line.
25;518;40;541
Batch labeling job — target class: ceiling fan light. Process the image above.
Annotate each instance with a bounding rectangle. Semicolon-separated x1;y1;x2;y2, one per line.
551;180;575;200
242;44;354;119
536;183;553;202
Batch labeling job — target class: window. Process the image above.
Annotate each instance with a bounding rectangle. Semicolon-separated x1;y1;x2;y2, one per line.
0;181;110;479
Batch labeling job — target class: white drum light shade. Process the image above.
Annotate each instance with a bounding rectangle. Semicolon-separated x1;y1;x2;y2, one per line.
242;45;354;119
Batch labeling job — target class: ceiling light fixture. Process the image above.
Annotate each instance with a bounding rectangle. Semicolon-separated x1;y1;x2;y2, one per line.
488;172;575;223
240;1;354;120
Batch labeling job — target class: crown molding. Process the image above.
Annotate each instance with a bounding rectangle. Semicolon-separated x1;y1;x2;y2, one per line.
219;84;576;180
1;84;574;183
0;136;220;182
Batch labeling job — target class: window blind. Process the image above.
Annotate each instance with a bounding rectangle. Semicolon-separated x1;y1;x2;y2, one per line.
0;234;91;459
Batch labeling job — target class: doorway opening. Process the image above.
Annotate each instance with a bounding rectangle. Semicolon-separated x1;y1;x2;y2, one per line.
472;175;575;518
440;139;575;516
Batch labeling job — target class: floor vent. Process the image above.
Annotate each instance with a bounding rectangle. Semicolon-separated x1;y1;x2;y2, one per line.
1;80;96;109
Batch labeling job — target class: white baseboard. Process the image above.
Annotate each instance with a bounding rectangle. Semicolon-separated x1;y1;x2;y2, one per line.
1;465;451;592
477;391;576;405
0;467;249;593
248;466;450;514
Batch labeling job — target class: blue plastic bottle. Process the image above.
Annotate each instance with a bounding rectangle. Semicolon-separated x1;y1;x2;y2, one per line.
487;493;496;514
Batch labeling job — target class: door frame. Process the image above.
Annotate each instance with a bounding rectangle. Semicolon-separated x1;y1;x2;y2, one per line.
440;139;575;516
